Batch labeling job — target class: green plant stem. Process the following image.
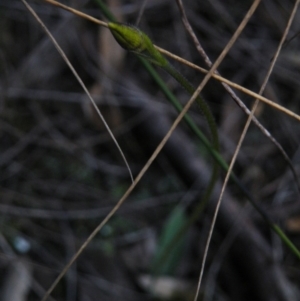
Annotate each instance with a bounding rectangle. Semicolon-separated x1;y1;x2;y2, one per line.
94;0;300;261
108;22;220;225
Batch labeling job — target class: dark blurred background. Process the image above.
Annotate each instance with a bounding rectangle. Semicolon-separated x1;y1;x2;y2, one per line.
0;1;300;300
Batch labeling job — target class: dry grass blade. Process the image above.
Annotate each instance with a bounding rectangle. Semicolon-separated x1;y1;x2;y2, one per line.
43;0;300;123
2;1;298;300
36;0;261;299
195;0;300;300
135;0;148;26
189;1;262;300
21;0;133;183
44;0;108;27
175;0;300;192
156;47;300;122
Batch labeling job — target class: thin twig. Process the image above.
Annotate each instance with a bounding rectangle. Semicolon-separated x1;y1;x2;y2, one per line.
156;46;300;122
44;0;108;27
185;1;263;300
38;0;260;299
21;0;133;183
176;0;300;193
135;0;148;26
43;0;300;123
191;0;299;300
